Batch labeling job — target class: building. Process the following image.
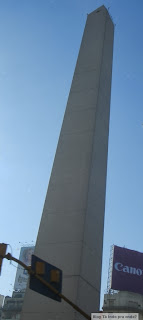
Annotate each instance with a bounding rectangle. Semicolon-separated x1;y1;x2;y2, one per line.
0;246;34;320
21;5;114;320
14;247;34;292
0;295;4;320
1;291;25;320
103;291;143;320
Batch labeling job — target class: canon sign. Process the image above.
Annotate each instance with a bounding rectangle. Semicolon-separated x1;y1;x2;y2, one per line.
114;262;143;276
111;245;143;295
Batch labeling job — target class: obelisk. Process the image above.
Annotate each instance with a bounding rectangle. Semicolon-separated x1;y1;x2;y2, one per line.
21;5;114;320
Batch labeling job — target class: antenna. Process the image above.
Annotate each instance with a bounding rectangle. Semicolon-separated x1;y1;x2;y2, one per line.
107;244;114;293
107;245;119;295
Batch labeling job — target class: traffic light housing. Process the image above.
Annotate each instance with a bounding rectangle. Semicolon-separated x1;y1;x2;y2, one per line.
30;254;62;301
0;243;7;275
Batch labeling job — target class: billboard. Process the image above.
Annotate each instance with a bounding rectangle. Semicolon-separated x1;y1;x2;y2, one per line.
14;246;34;291
111;245;143;294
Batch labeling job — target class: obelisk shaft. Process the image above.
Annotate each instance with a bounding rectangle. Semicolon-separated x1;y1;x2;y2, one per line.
21;6;114;320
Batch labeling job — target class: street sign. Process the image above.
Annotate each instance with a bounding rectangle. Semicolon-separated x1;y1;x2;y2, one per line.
29;255;62;302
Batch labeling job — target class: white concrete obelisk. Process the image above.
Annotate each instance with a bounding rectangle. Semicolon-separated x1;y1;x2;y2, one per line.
21;5;114;320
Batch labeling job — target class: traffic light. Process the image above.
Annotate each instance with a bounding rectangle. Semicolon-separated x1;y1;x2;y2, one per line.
35;261;45;275
30;254;62;301
0;243;7;275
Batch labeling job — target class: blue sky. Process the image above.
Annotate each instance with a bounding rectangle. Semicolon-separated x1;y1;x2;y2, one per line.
0;0;143;310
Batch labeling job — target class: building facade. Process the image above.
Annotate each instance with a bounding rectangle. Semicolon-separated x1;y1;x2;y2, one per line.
14;247;34;292
0;246;34;320
103;291;143;320
1;291;25;320
0;295;4;320
21;5;114;320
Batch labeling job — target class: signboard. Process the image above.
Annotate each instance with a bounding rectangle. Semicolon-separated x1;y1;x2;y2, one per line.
91;314;138;320
14;246;34;291
29;255;62;301
111;245;143;294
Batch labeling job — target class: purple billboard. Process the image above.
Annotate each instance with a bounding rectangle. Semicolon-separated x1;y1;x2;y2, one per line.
111;245;143;294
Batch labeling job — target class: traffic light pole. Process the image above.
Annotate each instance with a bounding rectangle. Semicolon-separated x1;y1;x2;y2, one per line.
1;252;91;320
